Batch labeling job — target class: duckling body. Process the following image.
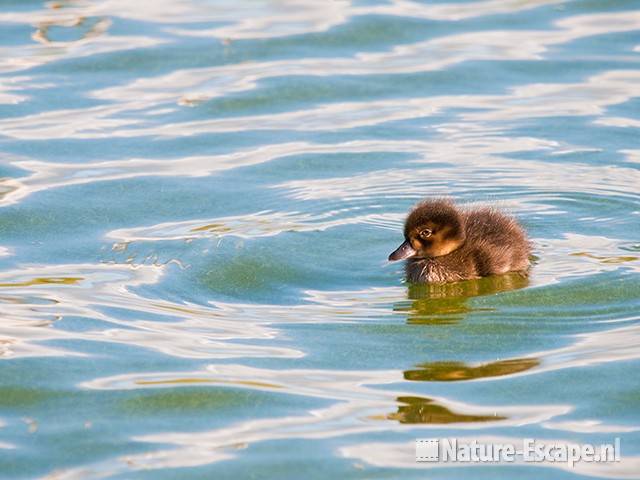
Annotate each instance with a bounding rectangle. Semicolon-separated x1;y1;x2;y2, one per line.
389;199;530;283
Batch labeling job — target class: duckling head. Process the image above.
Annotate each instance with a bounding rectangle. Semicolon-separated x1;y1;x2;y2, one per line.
388;199;466;261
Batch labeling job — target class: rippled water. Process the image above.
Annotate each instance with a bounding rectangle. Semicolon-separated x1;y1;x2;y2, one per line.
1;1;639;478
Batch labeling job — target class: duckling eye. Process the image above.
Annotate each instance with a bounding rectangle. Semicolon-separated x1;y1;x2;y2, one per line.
419;229;432;239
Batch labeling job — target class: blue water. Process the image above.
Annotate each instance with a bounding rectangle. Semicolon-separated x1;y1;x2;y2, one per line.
0;1;640;478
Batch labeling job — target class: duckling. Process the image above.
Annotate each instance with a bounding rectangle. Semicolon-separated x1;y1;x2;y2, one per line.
388;199;531;283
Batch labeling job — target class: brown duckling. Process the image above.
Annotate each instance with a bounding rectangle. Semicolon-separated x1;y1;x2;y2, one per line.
388;199;531;283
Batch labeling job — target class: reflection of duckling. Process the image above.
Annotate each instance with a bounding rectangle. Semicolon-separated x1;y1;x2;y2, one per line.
389;199;531;283
396;273;529;324
404;358;539;382
386;396;504;424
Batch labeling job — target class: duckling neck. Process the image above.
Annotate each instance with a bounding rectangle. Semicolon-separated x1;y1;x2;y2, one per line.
429;237;465;257
405;256;467;283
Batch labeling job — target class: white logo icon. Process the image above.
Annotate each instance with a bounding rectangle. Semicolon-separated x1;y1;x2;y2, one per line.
416;439;439;462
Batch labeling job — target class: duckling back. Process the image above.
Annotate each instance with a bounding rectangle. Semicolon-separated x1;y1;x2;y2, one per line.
463;208;531;276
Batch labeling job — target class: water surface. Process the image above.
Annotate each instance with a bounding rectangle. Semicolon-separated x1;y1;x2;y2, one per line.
0;0;639;478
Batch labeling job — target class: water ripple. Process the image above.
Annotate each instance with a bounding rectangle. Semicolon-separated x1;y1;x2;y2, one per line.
0;263;300;360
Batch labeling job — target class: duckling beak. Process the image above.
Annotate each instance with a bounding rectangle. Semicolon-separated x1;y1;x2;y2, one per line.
388;240;417;261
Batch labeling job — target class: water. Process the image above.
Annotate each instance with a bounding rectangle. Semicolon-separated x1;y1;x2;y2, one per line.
0;0;639;478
